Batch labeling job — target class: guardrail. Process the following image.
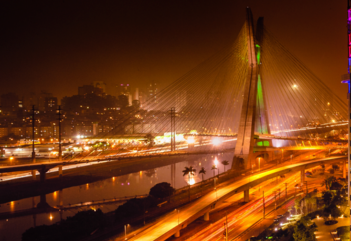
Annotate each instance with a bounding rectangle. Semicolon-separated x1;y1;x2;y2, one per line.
55;194;148;210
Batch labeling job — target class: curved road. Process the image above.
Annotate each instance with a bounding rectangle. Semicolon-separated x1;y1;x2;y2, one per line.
130;156;346;241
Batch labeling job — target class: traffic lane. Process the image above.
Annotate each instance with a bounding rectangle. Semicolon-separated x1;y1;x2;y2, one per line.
131;156;345;240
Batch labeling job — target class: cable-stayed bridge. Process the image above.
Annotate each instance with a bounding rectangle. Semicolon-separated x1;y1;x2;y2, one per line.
89;8;348;169
1;8;347;180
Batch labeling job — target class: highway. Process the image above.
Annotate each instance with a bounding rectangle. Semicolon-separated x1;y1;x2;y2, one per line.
183;171;326;241
129;155;346;241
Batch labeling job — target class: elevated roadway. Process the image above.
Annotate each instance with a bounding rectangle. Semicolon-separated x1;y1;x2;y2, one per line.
254;145;347;152
130;156;346;241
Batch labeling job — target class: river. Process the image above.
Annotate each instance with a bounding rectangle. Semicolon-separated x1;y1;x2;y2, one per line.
0;152;234;241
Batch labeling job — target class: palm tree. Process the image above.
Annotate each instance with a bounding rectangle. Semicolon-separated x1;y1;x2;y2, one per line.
199;167;206;195
221;160;229;172
199;167;206;182
182;166;196;201
211;165;218;187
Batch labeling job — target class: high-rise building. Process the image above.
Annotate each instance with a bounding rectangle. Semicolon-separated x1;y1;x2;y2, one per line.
23;92;37;110
78;85;103;96
92;81;106;93
116;84;131;96
45;97;58;112
0;92;19;114
147;82;158;104
38;91;53;111
116;84;132;106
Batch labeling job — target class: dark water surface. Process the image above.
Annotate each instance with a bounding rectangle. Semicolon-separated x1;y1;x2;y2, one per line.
0;152;234;241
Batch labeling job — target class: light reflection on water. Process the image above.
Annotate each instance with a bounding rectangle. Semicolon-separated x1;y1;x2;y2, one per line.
0;152;233;241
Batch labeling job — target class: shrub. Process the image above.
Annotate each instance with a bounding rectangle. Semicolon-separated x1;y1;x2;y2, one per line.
149;182;175;199
115;196;157;222
23;209;105;241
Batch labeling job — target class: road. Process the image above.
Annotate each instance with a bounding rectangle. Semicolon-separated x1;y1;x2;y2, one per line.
191;176;325;241
128;155;345;241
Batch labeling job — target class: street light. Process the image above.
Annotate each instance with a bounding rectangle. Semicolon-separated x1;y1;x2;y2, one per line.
258;157;261;172
124;224;129;240
304;181;308;195
175;209;179;225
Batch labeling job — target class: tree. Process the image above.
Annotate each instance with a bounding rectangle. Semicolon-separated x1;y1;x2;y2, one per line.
233;155;244;169
23;209;106;241
322;191;333;206
305;196;317;213
332;164;339;171
199;167;206;195
330;205;342;221
115;196;156;223
149;182;175;199
145;133;154;147
293;218;316;241
199;167;206;182
330;181;343;192
182;166;196;201
322;176;336;190
221;160;229;172
294;197;302;214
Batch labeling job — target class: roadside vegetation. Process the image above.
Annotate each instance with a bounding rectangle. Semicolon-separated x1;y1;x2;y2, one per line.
253;173;348;241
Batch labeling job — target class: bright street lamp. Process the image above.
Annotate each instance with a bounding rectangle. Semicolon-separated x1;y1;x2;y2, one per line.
124;224;129;240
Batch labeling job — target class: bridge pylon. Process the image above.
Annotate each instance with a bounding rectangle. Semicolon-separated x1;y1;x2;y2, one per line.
233;11;271;170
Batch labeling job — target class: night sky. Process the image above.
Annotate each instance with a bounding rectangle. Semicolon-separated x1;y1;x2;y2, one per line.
0;0;347;103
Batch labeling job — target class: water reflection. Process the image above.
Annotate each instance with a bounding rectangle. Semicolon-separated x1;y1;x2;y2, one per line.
0;152;233;241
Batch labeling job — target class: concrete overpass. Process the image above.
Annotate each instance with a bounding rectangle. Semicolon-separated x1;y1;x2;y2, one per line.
130;156;347;241
0;149;235;182
0;161;73;182
253;145;347;152
184;133;347;143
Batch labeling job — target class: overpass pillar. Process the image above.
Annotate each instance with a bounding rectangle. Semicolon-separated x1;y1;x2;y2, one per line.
300;168;305;184
31;170;36;180
59;189;63;206
36;193;50;208
244;189;250;202
204;211;210;221
39;168;47;182
174;230;180;238
58;165;63;178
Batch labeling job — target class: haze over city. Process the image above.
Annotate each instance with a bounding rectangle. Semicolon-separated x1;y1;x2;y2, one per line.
0;1;350;241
